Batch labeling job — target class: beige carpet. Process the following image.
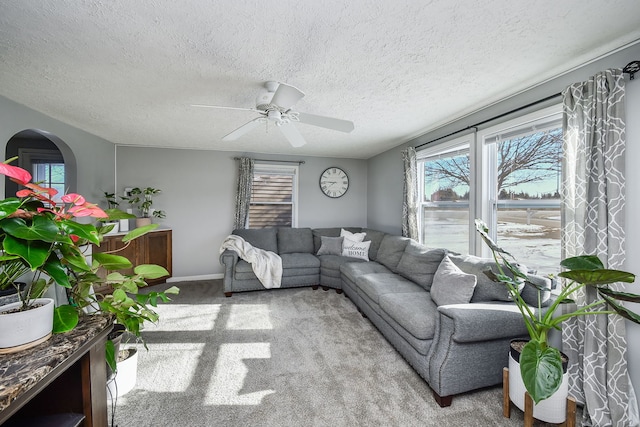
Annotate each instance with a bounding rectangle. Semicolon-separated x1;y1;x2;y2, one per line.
110;280;580;426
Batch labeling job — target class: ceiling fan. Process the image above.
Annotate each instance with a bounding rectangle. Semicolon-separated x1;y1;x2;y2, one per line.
192;81;354;147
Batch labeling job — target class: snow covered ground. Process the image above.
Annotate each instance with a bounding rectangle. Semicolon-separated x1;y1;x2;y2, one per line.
423;209;561;276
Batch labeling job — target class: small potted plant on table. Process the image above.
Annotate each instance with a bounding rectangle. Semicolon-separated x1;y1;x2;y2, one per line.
0;158;178;364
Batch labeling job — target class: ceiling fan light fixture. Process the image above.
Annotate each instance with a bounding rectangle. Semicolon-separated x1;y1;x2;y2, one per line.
196;81;354;147
267;110;281;121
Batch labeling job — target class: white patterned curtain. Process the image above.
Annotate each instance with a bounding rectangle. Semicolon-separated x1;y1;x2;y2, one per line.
401;147;419;240
233;157;254;230
561;68;638;426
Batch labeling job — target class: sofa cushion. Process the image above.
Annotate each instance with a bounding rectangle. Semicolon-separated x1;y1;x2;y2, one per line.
448;254;525;302
356;273;423;305
233;228;278;253
362;228;386;260
395;242;447;290
319;254;365;272
340;261;391;284
520;275;552;307
280;253;320;270
375;235;411;272
278;227;314;254
430;255;477;306
379;292;438;340
342;238;371;261
317;236;344;256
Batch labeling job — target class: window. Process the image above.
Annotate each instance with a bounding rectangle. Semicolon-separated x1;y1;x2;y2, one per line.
32;162;65;201
18;148;65;204
481;109;562;275
418;105;562;276
248;164;298;228
418;135;473;254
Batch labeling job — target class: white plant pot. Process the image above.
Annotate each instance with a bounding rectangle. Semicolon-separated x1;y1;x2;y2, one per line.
0;298;54;351
105;221;120;235
509;349;568;424
107;348;138;399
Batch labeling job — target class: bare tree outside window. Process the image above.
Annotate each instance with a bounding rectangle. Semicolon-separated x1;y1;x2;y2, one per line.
425;129;561;199
420;125;562;275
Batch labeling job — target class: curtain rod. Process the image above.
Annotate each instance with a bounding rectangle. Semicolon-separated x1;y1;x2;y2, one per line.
416;61;639;151
623;60;640;80
415;92;562;150
233;157;305;164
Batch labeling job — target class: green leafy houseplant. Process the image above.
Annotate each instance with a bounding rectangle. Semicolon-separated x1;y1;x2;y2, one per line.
475;219;640;404
126;187;166;219
0;159;178;366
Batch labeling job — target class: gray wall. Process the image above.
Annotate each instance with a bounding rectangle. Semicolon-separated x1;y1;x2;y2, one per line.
0;95;115;202
367;42;640;408
116;146;367;278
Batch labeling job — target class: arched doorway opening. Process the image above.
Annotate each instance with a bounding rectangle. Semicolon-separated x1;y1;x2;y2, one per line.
4;129;77;198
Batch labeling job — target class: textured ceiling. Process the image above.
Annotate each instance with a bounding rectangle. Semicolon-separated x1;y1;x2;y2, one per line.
1;1;639;159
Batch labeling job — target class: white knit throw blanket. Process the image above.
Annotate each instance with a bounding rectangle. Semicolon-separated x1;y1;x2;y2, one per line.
220;235;283;289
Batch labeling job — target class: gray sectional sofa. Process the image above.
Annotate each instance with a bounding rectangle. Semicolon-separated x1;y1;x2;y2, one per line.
219;226;546;407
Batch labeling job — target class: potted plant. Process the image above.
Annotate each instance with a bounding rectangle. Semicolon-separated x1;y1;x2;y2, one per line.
103;192;121;234
474;219;640;421
0;159;113;350
0;158;178;359
126;187;166;227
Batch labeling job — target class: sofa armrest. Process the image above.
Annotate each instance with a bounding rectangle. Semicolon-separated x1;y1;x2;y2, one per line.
219;249;239;293
219;249;239;267
437;303;529;343
427;302;530;398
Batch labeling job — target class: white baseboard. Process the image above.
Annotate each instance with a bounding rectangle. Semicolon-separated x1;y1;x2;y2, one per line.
167;273;223;283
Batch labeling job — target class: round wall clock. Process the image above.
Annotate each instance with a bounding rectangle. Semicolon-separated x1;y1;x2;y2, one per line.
319;167;349;198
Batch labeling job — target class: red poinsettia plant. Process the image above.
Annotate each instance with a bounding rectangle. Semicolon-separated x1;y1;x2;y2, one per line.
0;158;177;338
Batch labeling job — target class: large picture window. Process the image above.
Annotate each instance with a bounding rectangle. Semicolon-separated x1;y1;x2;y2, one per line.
418;105;562;276
248;164;298;228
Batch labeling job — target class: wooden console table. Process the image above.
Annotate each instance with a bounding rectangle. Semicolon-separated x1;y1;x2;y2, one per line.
92;228;172;294
0;315;113;426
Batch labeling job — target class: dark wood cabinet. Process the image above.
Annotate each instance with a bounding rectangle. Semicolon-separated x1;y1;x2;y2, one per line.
0;316;112;427
92;228;172;294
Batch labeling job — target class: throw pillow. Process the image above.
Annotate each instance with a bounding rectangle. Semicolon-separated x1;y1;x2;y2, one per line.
448;254;526;302
520;275;552;307
340;228;366;243
342;238;371;261
317;236;344;256
430;255;477;306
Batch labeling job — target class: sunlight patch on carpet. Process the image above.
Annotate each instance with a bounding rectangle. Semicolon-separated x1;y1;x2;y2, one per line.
134;343;205;393
205;343;276;405
227;304;273;330
146;304;221;331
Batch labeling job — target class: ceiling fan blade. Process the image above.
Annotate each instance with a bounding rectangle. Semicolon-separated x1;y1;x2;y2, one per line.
222;118;264;141
191;104;260;113
270;83;305;109
278;123;306;147
297;112;354;133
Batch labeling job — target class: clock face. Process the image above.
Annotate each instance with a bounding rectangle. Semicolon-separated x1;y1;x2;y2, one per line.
320;167;349;198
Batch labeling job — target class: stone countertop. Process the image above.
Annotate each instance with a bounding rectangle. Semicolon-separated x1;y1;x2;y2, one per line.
0;314;112;412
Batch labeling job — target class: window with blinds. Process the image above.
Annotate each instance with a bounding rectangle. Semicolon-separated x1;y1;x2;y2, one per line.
248;165;298;228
